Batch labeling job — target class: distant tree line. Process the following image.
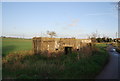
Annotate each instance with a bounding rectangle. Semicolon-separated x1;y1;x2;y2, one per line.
90;37;114;43
96;37;113;43
88;31;117;43
1;36;6;38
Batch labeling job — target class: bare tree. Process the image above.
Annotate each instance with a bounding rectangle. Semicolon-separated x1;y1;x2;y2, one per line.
91;32;98;38
88;31;99;43
47;31;57;38
88;31;99;38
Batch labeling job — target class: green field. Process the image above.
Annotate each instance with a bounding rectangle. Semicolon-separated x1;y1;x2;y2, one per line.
2;38;32;57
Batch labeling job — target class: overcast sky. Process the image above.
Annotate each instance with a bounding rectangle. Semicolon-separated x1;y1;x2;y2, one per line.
2;2;118;38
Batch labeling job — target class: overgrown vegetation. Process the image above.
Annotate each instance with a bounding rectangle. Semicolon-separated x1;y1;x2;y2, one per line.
115;43;120;54
2;43;109;79
116;48;120;53
111;42;120;53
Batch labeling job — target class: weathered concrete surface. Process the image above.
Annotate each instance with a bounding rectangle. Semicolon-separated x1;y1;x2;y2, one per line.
33;37;92;54
95;45;120;79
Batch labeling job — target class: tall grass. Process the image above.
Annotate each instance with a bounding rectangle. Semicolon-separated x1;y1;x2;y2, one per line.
2;43;109;79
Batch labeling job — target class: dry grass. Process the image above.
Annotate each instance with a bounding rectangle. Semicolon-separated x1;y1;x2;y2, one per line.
3;50;33;64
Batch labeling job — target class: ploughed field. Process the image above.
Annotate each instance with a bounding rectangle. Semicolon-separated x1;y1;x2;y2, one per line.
2;38;109;79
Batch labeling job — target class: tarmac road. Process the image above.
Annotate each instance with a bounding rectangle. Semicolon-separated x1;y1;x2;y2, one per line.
95;45;120;79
